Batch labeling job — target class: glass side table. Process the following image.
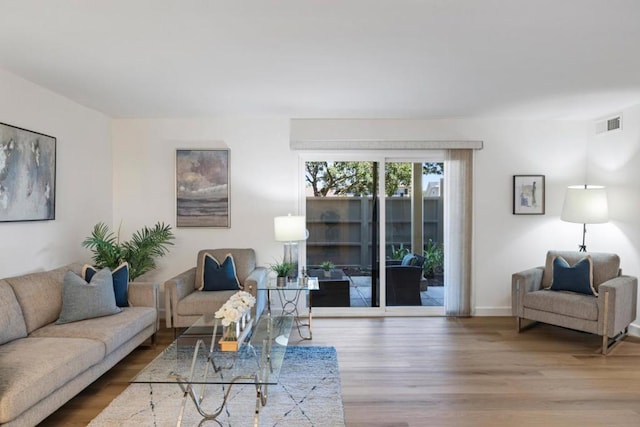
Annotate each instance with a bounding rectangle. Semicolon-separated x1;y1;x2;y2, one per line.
258;277;318;340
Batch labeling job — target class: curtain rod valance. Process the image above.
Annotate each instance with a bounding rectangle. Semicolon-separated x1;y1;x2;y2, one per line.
290;140;483;150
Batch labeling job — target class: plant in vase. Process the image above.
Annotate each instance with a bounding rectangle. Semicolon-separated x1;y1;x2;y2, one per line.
215;291;256;346
320;260;335;278
270;260;295;286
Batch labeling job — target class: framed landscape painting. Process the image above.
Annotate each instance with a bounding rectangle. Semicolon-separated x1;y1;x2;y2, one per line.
513;175;545;215
0;122;56;222
176;149;230;228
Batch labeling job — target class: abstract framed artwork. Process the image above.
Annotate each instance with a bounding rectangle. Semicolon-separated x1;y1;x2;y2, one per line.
0;122;56;222
176;149;230;228
513;175;545;215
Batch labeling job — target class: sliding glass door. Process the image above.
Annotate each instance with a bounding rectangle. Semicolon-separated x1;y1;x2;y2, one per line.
303;154;446;314
305;160;380;311
384;161;444;310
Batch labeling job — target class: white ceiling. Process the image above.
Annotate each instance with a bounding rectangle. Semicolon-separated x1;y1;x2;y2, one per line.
1;0;639;120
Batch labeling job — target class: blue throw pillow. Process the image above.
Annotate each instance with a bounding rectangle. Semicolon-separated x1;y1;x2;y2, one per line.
83;262;130;307
401;254;417;266
201;253;241;291
550;256;596;295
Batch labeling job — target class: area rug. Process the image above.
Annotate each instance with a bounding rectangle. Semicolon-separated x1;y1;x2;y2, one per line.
89;346;345;427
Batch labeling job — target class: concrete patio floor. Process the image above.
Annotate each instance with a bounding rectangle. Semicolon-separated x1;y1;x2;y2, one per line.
347;275;444;307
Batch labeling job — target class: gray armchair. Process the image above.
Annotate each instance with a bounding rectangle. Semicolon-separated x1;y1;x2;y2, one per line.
164;248;268;330
512;250;637;354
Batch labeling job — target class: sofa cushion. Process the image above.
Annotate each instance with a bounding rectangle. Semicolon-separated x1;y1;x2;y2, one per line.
177;289;239;316
195;248;256;290
4;263;82;334
83;262;130;307
56;269;122;324
200;253;241;291
0;281;27;345
31;306;156;356
542;251;619;292
550;255;595;295
523;289;599;321
0;336;104;424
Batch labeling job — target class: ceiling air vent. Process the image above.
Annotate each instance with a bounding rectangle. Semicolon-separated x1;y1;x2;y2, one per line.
595;114;622;134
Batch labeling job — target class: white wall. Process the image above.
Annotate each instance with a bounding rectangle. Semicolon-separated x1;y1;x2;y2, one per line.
587;104;640;330
6;65;634;325
111;118;295;306
291;118;589;315
0;68;112;276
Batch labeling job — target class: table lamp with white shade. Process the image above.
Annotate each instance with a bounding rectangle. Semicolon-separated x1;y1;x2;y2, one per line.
274;214;309;281
561;185;609;252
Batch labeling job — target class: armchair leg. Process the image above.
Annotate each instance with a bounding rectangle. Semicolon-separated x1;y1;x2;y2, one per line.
601;327;628;355
515;316;538;333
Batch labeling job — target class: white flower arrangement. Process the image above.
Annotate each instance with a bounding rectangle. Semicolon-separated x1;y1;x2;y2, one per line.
214;290;256;327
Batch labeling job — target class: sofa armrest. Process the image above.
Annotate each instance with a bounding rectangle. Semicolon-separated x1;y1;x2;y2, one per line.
511;266;544;316
598;275;638;337
129;281;159;331
129;281;158;308
243;266;269;317
164;267;197;328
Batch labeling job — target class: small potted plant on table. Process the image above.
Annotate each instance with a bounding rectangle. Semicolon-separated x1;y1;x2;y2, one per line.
270;260;295;287
320;260;335;278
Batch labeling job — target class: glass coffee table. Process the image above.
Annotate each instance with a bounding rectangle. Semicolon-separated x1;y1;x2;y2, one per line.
132;312;293;426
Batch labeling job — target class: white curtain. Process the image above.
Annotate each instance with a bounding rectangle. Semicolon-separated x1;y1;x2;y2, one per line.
444;149;473;316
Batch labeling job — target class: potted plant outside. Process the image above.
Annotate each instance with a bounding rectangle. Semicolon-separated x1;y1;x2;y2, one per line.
423;239;444;279
82;221;175;281
320;260;335;278
270;260;295;286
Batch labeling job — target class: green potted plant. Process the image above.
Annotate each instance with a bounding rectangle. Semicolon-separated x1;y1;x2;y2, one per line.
82;221;175;281
320;260;335;278
423;239;444;279
390;244;410;261
270;260;295;286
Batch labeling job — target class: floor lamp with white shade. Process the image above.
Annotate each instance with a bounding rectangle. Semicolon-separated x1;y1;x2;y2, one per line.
561;185;609;252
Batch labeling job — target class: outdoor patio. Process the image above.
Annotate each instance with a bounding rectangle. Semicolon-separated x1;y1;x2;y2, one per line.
345;275;444;307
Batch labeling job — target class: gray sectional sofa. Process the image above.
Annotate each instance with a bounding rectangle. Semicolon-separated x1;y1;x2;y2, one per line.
0;263;158;426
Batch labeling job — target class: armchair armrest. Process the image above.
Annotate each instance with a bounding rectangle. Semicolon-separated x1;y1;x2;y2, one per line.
164;267;197;328
598;275;638;337
243;266;269;317
242;266;269;293
511;266;544;316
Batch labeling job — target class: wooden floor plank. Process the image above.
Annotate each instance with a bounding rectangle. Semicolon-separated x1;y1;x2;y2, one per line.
39;317;640;426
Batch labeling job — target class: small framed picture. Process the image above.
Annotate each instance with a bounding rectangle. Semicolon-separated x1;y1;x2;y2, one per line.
513;175;545;215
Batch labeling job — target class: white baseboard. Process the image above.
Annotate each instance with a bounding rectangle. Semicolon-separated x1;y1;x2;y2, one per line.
629;322;640;337
473;307;512;316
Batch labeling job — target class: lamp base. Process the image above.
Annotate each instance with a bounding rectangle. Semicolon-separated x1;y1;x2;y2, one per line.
283;242;299;281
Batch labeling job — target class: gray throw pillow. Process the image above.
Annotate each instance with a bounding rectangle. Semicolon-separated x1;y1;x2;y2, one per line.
56;268;122;325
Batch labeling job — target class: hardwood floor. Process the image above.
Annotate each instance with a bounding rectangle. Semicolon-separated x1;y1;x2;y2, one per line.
40;317;640;426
